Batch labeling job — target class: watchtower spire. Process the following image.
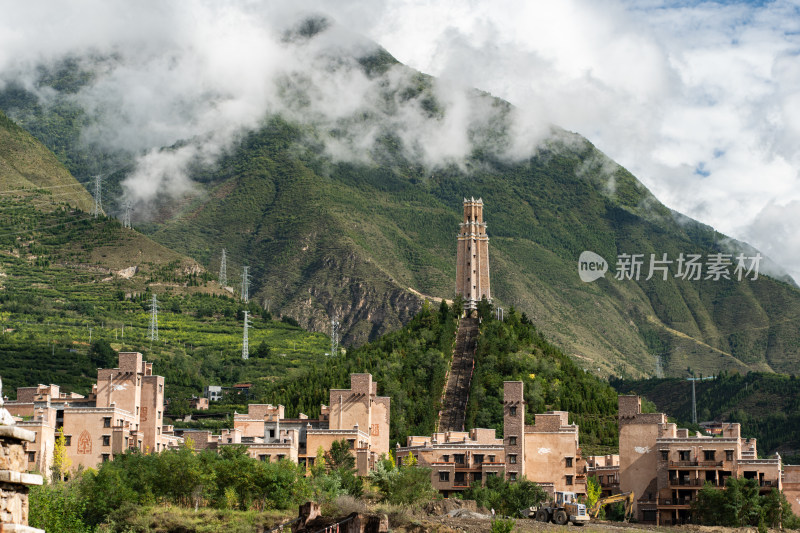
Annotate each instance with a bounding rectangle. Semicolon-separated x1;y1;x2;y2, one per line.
455;197;490;311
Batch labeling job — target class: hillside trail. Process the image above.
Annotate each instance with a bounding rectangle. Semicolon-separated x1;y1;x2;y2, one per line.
438;316;479;432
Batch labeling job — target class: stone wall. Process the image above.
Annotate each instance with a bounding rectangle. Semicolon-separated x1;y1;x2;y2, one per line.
0;425;44;532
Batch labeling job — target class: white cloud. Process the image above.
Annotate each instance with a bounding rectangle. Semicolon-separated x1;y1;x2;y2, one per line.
1;0;799;282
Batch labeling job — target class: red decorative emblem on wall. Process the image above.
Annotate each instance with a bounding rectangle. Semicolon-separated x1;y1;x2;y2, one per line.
77;430;92;454
371;424;380;436
140;406;148;422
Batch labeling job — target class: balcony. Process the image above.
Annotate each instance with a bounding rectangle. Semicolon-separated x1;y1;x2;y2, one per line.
669;478;703;487
658;498;693;507
669;460;723;468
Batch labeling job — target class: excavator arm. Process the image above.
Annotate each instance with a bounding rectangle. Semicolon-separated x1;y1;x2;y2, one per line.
588;491;635;521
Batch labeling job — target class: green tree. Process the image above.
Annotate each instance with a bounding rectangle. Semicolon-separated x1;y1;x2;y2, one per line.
586;475;602;510
51;427;72;482
463;475;546;517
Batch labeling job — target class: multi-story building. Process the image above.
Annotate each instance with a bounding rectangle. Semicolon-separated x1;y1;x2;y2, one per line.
618;395;783;525
192;373;391;475
396;429;506;497
585;454;620;497
455;197;491;311
397;381;584;496
6;352;179;473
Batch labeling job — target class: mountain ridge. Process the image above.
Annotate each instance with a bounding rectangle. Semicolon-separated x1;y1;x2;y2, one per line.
1;27;798;379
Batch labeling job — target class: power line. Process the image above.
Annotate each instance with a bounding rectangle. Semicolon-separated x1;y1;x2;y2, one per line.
92;176;102;218
240;266;250;303
242;311;250;360
148;294;159;342
122;201;132;229
219;249;227;287
330;315;339;357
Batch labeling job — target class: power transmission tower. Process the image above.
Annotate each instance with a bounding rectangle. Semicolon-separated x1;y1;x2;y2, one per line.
330;316;339;357
148;294;159;341
93;175;102;218
240;266;249;302
691;378;697;424
242;311;250;360
495;306;503;321
122;201;132;228
219;249;227;287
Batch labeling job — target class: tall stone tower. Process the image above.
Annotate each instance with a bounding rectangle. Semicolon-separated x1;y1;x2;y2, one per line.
456;197;491;310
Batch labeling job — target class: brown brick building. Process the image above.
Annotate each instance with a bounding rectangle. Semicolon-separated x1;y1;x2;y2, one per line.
397;381;584;496
6;352;179;473
618;395;783;525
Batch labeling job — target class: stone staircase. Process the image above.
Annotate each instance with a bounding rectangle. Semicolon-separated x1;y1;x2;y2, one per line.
438;316;479;432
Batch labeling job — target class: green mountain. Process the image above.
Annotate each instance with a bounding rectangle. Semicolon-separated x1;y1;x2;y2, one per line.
2;30;799;380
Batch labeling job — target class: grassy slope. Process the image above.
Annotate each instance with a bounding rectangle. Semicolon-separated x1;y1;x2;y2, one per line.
0;113;330;400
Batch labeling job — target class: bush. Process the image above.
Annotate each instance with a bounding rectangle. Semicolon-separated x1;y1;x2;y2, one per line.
29;481;91;533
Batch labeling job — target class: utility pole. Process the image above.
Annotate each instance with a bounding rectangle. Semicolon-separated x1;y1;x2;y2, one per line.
93;175;102;218
149;294;159;341
219;249;227;287
330;315;339;357
122;201;132;228
240;266;249;303
242;311;249;360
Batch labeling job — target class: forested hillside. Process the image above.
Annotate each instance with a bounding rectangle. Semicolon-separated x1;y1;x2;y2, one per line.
256;300;620;454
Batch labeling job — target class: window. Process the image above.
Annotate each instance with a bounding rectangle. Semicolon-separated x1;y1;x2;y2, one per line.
510;406;517;416
679;450;690;461
704;450;716;461
443;455;450;462
565;457;573;467
726;450;734;461
136;406;139;415
269;429;275;438
259;455;269;462
509;436;517;446
661;450;669;461
509;473;517;481
454;472;465;483
487;471;497;478
101;454;110;462
102;435;110;446
566;475;573;485
489;455;496;463
439;471;450;482
346;439;355;450
27;451;35;462
509;454;517;464
277;454;285;461
308;458;315;467
158;411;162;419
65;435;72;446
103;417;111;428
454;454;465;465
159;384;163;392
474;454;484;464
157;427;161;435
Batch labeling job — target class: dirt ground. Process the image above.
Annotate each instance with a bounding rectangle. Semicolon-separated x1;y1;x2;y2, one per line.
401;515;769;533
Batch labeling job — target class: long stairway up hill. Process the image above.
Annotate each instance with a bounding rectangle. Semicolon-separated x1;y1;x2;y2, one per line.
438;316;479;432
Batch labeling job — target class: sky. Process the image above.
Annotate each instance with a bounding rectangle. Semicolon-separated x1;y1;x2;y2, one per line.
1;1;799;282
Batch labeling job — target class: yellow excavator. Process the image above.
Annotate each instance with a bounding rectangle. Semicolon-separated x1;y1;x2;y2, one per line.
587;491;635;521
